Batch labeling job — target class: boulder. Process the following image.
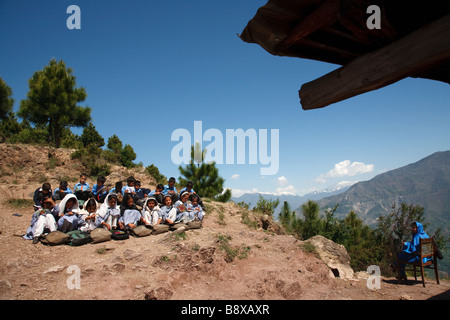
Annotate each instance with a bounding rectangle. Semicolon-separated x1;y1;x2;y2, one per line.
305;235;354;280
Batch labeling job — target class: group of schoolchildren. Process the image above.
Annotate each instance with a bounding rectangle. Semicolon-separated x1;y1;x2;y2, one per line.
24;174;204;243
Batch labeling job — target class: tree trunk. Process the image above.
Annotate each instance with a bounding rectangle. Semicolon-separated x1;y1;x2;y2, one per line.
53;119;60;148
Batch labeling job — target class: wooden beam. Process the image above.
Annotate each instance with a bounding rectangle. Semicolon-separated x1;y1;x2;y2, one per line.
275;0;339;52
339;0;398;43
299;13;450;110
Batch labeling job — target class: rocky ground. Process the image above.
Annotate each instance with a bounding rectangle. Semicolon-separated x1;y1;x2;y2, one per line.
0;143;449;302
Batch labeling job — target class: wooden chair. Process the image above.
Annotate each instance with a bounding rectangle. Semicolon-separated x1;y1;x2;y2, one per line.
398;237;440;287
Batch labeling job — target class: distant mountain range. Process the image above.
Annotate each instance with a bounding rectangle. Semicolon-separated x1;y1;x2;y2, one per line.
232;151;450;233
231;181;356;216
314;151;450;230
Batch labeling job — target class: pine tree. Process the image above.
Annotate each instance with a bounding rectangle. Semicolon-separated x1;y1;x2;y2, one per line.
80;123;104;148
18;59;91;147
300;200;321;239
178;145;229;200
279;201;294;232
0;77;14;120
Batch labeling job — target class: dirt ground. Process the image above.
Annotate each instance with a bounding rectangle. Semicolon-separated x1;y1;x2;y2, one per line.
1;198;449;301
0;143;449;302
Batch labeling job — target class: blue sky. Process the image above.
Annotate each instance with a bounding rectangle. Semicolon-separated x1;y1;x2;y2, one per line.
1;0;449;197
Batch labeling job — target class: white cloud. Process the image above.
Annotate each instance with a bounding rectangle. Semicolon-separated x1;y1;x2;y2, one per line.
276;176;288;186
231;188;259;198
275;184;297;195
231;174;240;180
316;160;374;183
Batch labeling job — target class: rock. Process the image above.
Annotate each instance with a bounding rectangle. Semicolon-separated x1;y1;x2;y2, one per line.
144;287;174;300
123;249;141;261
43;265;65;274
305;235;354;280
0;279;12;291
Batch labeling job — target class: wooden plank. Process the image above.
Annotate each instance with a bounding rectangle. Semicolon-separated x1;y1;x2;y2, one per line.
339;0;397;46
299;13;450;110
275;0;339;52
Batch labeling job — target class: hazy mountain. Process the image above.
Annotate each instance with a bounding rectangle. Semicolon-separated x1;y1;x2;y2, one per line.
231;182;355;214
314;151;450;229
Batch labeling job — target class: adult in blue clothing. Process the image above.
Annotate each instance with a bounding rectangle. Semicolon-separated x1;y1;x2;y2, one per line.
397;221;431;280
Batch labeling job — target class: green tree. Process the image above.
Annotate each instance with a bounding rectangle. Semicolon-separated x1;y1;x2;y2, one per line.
120;144;137;168
178;145;228;199
215;188;232;203
300;200;321;239
18;59;91;147
103;134;136;168
80;122;104;148
279;201;297;233
107;134;123;153
145;164;167;184
253;195;280;216
0;77;14;120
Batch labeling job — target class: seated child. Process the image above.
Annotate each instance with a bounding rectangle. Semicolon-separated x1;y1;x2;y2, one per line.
180;181;196;195
188;194;204;221
122;176;136;197
174;191;191;222
92;175;108;203
148;183;165;206
135;180;150;200
118;193;142;230
163;177;179;203
24;197;60;243
57;194;84;233
53;180;72;201
108;181;123;205
74;173;91;202
33;182;53;210
159;194;177;225
79;198;99;232
141;197;161;226
97;193;120;230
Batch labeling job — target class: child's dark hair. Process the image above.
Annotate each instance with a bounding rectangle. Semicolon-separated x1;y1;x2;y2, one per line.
86;198;97;208
169;177;176;183
59;181;68;189
108;194;118;202
156;183;164;190
42;183;51;191
115;181;123;191
97;175;106;184
186;181;194;188
123;193;134;204
127;176;136;184
190;194;200;202
135;180;141;186
80;173;88;178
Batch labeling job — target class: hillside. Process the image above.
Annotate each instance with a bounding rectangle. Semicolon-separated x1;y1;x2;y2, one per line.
316;151;450;230
1;143;449;302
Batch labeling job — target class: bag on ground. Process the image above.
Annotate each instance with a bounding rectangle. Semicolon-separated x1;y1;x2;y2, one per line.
186;221;202;229
67;230;91;246
151;224;170;235
131;225;152;237
111;230;129;240
90;228;112;244
40;231;70;246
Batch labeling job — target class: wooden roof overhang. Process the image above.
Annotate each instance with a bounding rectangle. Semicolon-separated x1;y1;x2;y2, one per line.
239;0;450;110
